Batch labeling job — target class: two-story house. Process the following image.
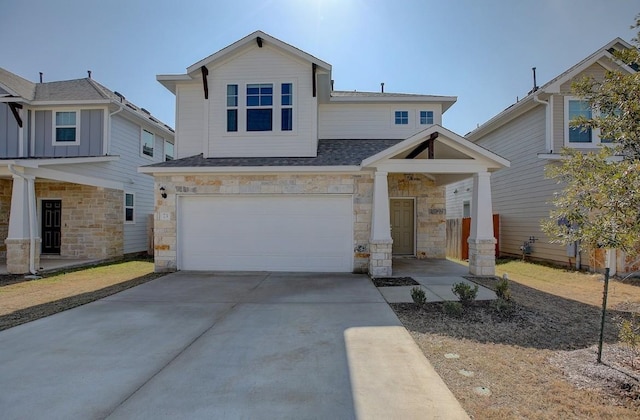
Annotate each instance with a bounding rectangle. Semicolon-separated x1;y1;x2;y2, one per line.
0;67;174;274
141;31;509;276
446;38;636;275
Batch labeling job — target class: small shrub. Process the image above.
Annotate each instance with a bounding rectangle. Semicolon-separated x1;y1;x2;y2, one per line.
452;282;479;306
619;313;640;368
444;301;463;317
494;298;515;316
495;276;511;301
410;287;427;307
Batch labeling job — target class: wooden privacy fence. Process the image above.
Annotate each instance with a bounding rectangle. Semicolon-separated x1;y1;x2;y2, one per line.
446;214;499;260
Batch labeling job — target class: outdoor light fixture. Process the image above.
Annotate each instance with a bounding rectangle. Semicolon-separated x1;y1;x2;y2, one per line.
159;186;167;199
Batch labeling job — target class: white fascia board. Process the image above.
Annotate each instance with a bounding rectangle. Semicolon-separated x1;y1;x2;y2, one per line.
186;30;331;74
156;74;193;94
373;160;500;174
30;100;112;106
329;95;456;103
5;156;119;168
24;167;123;190
537;153;624;163
138;165;361;175
0;97;30;104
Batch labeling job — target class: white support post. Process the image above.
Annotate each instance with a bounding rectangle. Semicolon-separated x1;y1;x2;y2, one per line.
369;171;393;277
6;171;37;274
468;171;496;276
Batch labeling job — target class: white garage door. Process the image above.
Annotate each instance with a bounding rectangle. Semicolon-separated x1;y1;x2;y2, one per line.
178;195;353;272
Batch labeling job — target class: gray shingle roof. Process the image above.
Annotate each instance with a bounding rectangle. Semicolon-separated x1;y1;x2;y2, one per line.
34;78;109;101
0;67;36;99
145;139;403;168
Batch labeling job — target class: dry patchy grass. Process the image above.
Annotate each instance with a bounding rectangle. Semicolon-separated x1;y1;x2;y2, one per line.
0;260;164;330
393;259;640;419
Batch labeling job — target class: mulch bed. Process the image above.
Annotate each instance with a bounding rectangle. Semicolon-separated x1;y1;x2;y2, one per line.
0;272;164;331
371;277;420;287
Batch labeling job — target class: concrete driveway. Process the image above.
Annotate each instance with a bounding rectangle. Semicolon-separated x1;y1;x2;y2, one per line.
0;272;468;419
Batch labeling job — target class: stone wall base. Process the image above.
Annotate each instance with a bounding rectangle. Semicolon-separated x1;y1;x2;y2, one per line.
468;238;496;276
5;238;41;274
369;239;393;277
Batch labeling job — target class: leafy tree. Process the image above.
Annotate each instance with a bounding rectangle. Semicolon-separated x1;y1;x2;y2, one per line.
542;15;640;255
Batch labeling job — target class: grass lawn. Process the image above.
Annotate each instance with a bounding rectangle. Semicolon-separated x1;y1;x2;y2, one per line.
392;258;640;419
0;260;164;330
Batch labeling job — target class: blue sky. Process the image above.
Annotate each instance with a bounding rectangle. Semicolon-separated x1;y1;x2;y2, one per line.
1;0;637;135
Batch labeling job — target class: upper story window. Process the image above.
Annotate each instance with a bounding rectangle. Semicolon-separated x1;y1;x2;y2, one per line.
281;83;293;131
564;97;609;146
53;111;80;145
226;84;238;132
395;111;409;125
165;140;174;161
247;83;273;131
141;129;154;158
420;110;434;125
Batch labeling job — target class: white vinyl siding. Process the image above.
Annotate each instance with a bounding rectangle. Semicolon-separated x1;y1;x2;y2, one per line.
475;106;568;264
319;103;442;139
204;44;316;157
175;82;204;159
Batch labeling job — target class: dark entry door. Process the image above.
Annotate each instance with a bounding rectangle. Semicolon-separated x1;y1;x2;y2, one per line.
41;200;61;254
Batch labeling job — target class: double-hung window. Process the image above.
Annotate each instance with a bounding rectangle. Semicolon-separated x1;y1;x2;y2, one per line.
566;99;592;143
165;141;174;161
281;83;293;131
246;83;273;131
226;84;238;132
141;129;154;157
420;110;434;125
54;111;79;144
124;193;135;223
395;111;409;125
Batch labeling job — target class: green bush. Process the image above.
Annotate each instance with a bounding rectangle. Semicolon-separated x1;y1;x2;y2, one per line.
410;287;427;307
493;298;515;316
452;282;479;306
495;276;511;301
619;314;640;368
444;301;463;317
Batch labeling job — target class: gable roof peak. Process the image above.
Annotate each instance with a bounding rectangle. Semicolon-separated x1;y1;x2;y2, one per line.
186;30;331;74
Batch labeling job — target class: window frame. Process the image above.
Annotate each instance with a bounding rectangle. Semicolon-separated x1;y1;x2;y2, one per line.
564;96;604;148
52;109;81;146
419;110;434;125
226;84;238;132
281;82;293;131
164;140;174;161
124;192;135;224
246;83;274;132
141;128;155;159
394;110;409;125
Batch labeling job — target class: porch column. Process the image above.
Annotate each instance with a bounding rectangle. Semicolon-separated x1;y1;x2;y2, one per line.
369;171;393;277
5;172;39;274
468;171;496;276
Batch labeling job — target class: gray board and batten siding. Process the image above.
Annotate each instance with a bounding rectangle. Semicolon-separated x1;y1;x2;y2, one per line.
33;109;104;157
0;103;20;157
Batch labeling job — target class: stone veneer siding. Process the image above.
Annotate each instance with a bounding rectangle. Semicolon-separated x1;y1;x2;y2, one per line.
0;179;11;257
387;173;446;259
35;183;124;259
154;172;447;274
153;173;373;273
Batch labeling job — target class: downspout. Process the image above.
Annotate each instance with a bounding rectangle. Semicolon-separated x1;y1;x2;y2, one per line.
533;94;552;153
7;164;37;275
107;105;124;155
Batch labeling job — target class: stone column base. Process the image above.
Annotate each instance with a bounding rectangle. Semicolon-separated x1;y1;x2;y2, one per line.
468;238;496;276
369;239;393;277
5;238;41;274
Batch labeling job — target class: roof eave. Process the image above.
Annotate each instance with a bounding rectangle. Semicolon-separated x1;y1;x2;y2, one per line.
139;165;362;175
156;74;194;94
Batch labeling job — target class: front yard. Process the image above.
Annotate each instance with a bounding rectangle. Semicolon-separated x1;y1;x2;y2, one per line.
392;259;640;419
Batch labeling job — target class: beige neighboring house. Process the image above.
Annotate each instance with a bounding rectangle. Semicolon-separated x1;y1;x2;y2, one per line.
0;68;174;274
141;31;509;276
446;37;637;275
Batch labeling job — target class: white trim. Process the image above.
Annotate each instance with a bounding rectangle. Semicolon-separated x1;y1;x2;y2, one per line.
52;109;81;146
393;110;409;126
3;156;119;167
139;166;363;175
418;110;434;126
164;140;174;161
124;192;135;224
563;96;603;148
31;100;111;106
18;106;24;157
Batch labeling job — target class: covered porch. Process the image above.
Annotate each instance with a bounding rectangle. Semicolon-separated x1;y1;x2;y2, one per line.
362;125;509;277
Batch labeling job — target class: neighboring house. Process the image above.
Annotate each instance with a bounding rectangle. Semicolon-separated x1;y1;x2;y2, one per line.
0;68;174;274
446;38;636;274
141;31;508;276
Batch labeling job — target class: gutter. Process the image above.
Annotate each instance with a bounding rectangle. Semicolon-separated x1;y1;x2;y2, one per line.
7;164;37;275
107;105;125;155
533;93;553;153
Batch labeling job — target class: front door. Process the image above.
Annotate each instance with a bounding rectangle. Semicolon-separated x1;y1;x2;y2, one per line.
390;199;414;255
41;200;61;254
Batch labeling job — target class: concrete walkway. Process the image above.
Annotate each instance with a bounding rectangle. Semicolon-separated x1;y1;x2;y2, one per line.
378;258;497;303
0;271;468;419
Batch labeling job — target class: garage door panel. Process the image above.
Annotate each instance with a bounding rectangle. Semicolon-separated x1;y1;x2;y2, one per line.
178;195;353;272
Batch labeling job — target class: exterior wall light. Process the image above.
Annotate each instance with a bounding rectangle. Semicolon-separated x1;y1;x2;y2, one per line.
159;186;167;199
